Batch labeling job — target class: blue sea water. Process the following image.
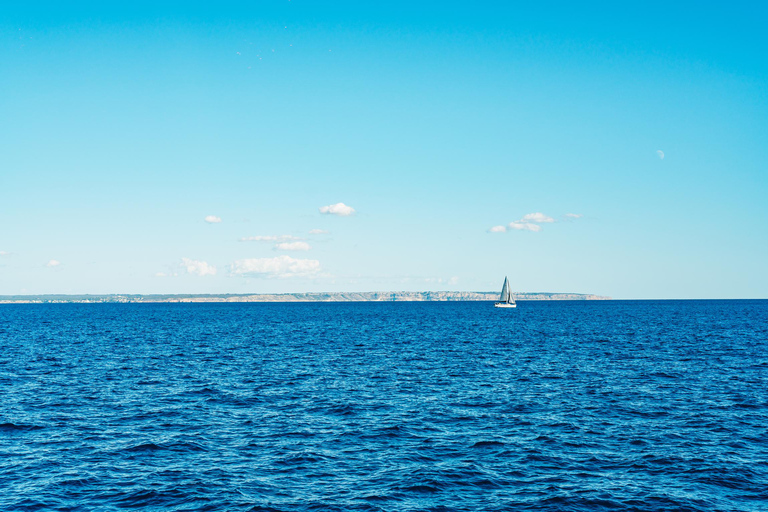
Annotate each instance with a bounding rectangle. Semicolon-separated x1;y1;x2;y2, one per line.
1;300;767;511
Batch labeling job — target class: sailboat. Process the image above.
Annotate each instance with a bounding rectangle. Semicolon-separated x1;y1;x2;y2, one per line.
494;276;517;308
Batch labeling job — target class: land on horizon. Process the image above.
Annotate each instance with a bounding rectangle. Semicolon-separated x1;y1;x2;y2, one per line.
0;291;610;304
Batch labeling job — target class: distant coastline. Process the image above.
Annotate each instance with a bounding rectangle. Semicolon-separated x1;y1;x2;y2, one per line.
0;292;610;304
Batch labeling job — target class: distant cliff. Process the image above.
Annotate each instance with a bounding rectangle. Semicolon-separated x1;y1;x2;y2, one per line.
0;291;610;303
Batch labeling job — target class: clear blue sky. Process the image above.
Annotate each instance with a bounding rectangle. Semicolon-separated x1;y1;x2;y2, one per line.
1;1;766;298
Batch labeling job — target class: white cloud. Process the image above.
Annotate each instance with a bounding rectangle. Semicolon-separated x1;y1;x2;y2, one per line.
309;229;329;234
0;251;10;256
491;212;555;233
240;235;303;242
155;272;167;277
520;212;555;223
204;215;222;223
274;241;311;251
319;202;355;216
564;213;583;219
657;150;665;160
508;222;542;232
231;256;321;278
181;257;217;276
46;259;61;267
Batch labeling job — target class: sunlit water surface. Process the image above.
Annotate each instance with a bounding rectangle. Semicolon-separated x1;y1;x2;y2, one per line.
1;300;767;511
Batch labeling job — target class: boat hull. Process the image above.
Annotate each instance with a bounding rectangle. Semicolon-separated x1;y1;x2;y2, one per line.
494;302;517;308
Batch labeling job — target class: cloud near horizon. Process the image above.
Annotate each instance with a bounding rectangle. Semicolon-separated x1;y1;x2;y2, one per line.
319;202;355;216
309;229;329;234
204;215;222;223
181;257;217;276
231;255;321;278
564;213;583;219
274;241;311;251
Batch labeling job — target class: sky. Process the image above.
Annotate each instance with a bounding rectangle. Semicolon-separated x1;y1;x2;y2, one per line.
1;1;767;298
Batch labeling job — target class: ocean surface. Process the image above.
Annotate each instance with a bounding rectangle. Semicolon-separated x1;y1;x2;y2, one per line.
1;300;767;511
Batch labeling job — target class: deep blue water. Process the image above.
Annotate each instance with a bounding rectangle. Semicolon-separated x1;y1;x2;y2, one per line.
1;300;767;511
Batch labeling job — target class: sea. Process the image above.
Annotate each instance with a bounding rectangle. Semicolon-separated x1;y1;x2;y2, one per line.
1;300;766;511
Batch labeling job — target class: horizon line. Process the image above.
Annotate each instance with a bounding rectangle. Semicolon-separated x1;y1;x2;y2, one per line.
0;292;765;301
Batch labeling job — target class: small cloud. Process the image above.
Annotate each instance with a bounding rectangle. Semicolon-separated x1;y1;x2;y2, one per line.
240;235;303;242
491;212;555;233
448;276;459;285
274;241;311;251
564;213;583;219
520;212;555;223
0;250;10;256
181;257;217;276
657;150;665;160
231;255;321;278
309;229;329;235
204;215;222;223
155;272;167;277
508;222;542;232
46;259;61;267
319;202;355;216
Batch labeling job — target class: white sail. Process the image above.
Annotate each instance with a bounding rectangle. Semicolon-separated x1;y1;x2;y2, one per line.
499;277;511;302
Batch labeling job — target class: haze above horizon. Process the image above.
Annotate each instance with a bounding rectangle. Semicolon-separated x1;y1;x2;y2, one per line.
1;1;767;299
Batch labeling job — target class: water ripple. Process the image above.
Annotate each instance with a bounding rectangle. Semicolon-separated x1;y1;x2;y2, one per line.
1;300;767;511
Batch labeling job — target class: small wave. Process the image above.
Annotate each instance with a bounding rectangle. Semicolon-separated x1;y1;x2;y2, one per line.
360;494;389;502
733;402;761;409
115;487;191;508
371;424;415;438
124;441;208;453
57;476;99;487
625;495;716;510
540;495;624;509
400;484;440;493
472;479;503;489
126;442;165;452
5;498;59;511
503;403;539;413
471;440;505;448
183;387;219;396
649;371;680;378
276;452;327;465
0;422;44;432
325;403;356;416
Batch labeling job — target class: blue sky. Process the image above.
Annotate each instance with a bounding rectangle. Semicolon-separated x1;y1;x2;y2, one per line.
1;1;766;298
